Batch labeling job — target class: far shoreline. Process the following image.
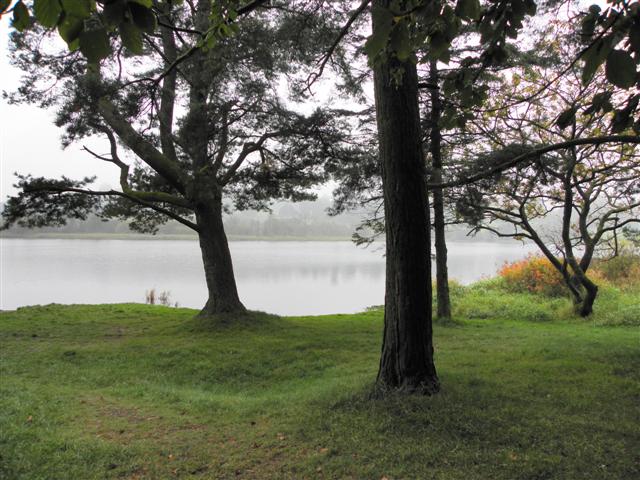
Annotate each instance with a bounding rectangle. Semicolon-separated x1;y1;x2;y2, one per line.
0;232;525;243
0;232;354;242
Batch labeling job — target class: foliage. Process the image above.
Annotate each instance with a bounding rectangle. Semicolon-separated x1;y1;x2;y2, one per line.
361;0;640;132
3;0;246;62
498;255;568;297
623;226;640;251
451;275;639;326
591;254;640;291
2;1;362;233
1;303;639;478
453;23;640;316
578;0;640;131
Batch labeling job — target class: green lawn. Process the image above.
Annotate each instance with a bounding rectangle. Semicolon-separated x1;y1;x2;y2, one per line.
1;297;638;479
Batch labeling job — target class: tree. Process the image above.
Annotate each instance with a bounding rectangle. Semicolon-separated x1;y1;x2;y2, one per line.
370;0;438;393
322;0;542;391
426;60;453;320
2;0;361;316
455;33;639;316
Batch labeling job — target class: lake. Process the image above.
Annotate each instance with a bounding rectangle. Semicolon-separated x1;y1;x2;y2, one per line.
1;238;538;315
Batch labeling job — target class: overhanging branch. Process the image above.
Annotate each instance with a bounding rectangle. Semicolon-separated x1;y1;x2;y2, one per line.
430;135;640;189
24;185;199;232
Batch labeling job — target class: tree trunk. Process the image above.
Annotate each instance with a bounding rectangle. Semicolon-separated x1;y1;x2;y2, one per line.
194;200;246;316
428;61;451;320
578;281;598;317
573;275;598;317
372;0;439;394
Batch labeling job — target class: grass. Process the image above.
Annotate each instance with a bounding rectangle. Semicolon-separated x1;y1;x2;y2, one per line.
1;293;639;479
449;278;640;326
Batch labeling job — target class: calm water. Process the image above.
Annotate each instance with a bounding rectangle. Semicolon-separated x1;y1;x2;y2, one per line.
1;239;537;315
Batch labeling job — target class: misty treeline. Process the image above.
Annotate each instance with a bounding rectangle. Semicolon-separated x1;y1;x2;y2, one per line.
2;0;638;393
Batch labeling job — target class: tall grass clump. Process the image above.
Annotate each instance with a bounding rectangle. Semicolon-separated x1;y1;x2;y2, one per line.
591;254;640;292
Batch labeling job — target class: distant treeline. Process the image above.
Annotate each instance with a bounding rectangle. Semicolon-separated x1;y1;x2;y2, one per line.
1;197;505;242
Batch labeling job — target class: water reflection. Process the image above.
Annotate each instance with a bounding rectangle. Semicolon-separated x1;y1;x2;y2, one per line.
1;239;536;315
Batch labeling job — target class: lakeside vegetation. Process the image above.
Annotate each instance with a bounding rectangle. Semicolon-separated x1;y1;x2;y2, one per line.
2;275;638;480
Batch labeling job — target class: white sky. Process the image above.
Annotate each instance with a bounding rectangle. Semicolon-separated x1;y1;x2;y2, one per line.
0;18;359;202
0;0;598;202
0;20;121;201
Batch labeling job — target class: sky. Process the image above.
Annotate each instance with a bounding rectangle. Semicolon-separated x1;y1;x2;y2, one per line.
0;21;122;201
0;16;358;203
0;0;599;203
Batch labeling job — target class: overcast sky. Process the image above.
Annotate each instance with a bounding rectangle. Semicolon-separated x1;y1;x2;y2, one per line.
1;21;123;202
0;19;357;203
0;1;596;203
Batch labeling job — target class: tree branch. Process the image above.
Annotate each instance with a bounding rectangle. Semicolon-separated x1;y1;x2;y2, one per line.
430;135;640;189
306;0;371;91
24;185;199;232
98;98;188;195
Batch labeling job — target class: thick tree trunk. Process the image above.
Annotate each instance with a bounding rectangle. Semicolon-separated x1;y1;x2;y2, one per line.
428;61;451;320
572;275;598;317
195;200;246;316
578;282;598;317
372;1;439;394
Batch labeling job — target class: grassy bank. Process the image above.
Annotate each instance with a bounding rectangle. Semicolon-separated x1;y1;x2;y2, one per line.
1;297;638;479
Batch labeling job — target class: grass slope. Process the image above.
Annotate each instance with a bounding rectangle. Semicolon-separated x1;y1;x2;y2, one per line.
1;301;639;479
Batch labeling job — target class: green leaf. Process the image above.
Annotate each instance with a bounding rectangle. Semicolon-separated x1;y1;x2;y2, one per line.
556;107;577;130
581;38;611;84
455;0;481;21
34;0;62;28
428;32;451;61
605;50;636;89
79;26;111;63
12;1;31;31
119;21;143;54
102;2;125;27
68;37;80;51
57;13;84;44
129;0;152;7
0;0;12;14
60;0;92;19
129;2;156;33
364;6;394;60
389;21;411;61
629;24;640;54
611;108;630;133
524;0;537;15
584;91;613;115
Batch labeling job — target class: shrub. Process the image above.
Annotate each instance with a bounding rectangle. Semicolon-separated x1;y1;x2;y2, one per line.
591;254;640;291
498;255;567;297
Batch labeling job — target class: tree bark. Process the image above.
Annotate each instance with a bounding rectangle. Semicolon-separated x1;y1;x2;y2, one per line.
561;142;599;317
372;0;439;394
577;280;598;317
428;61;451;320
194;198;246;316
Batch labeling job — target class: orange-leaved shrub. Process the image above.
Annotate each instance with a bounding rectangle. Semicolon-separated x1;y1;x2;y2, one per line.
498;255;567;297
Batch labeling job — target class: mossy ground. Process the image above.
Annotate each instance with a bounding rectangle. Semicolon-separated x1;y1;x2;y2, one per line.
1;286;638;479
